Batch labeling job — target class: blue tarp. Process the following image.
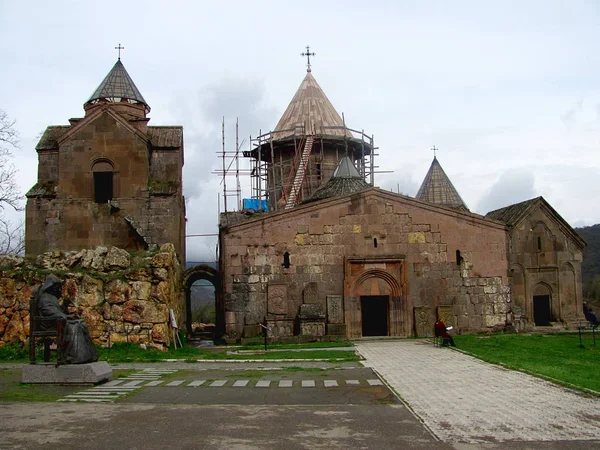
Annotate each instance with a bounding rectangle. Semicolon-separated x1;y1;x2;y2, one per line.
243;199;269;212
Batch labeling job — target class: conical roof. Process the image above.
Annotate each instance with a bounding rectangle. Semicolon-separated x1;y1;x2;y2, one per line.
85;59;150;113
273;70;352;140
305;156;369;203
415;157;468;210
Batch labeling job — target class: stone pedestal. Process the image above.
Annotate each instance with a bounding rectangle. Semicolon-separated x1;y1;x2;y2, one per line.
297;304;326;337
22;361;113;384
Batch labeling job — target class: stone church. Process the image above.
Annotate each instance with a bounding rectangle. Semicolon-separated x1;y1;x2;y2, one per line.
22;55;586;343
218;66;586;341
26;57;185;262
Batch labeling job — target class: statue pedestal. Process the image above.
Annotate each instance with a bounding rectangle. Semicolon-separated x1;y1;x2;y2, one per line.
22;361;112;384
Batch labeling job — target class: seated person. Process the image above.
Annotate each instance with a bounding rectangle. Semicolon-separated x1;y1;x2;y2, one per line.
36;274;99;364
434;319;456;347
583;302;599;327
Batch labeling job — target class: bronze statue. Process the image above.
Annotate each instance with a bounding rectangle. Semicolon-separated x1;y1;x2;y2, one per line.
33;274;98;364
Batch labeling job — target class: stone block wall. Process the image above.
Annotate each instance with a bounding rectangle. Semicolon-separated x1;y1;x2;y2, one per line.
0;244;183;350
220;188;510;339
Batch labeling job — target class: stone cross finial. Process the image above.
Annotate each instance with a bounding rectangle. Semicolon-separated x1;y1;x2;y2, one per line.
431;146;438;158
115;43;124;60
301;45;316;72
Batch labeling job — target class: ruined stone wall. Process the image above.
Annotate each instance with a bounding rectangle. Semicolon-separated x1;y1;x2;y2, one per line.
508;205;584;326
220;188;510;339
0;244;183;350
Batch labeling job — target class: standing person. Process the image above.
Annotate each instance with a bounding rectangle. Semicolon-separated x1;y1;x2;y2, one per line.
583;302;599;327
434;319;456;347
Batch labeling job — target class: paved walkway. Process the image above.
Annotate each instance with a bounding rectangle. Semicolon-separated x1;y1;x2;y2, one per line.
356;340;600;444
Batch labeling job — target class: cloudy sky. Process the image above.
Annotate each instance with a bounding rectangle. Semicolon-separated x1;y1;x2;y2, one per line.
1;0;599;262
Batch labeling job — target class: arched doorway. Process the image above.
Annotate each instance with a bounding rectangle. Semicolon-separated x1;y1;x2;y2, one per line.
533;283;552;326
344;259;406;338
183;265;222;339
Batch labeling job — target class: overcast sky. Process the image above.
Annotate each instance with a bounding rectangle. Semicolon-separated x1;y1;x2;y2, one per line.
1;0;599;262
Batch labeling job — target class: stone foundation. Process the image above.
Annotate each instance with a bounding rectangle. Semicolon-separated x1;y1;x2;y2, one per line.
0;244;183;351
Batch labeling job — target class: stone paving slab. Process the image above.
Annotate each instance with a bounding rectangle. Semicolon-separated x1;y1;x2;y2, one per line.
355;340;600;444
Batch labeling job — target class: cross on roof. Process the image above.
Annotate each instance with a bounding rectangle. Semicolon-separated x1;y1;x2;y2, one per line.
301;45;316;72
115;43;124;60
431;146;438;158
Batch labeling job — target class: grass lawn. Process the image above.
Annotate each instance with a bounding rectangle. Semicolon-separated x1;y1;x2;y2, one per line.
455;333;600;393
98;344;358;363
0;341;358;364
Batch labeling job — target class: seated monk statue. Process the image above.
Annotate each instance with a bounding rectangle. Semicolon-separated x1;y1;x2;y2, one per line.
36;274;99;364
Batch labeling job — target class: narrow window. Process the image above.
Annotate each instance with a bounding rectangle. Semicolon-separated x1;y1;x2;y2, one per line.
92;160;114;203
283;252;290;269
537;236;542;251
373;238;378;248
456;250;461;266
94;172;113;203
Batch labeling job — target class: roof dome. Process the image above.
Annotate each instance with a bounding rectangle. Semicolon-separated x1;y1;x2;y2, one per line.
273;71;352;140
85;59;150;114
305;156;370;203
415;156;468;211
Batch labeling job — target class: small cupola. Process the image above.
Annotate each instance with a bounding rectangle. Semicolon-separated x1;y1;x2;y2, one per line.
84;58;150;119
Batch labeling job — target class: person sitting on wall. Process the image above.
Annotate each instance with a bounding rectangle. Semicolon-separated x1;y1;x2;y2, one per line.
434;319;456;347
583;302;599;328
36;274;99;364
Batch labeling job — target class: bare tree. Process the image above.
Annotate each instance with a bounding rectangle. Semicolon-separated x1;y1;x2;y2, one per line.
0;109;23;254
0;218;24;255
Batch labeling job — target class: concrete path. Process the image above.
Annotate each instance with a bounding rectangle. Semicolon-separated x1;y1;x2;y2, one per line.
356;340;600;445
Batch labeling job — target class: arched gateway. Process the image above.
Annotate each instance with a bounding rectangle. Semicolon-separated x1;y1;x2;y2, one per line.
183;265;223;339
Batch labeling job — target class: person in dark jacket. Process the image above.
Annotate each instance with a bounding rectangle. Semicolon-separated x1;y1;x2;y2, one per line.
583;302;599;327
36;274;98;364
434;319;456;347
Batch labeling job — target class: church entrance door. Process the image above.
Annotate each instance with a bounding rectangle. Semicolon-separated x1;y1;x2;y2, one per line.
533;295;551;326
361;295;389;336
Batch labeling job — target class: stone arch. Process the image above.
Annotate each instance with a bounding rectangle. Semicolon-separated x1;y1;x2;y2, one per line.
91;158;117;203
352;269;403;297
183;265;222;338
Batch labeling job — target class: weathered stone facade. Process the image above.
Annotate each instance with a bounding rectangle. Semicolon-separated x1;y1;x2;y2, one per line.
219;188;518;340
494;198;585;330
0;244;183;350
25;59;185;263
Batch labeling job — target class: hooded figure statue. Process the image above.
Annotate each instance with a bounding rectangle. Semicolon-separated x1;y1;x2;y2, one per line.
35;274;99;364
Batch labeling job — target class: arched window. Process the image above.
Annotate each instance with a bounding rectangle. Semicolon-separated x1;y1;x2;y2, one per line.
456;250;462;266
373;238;378;248
92;160;114;203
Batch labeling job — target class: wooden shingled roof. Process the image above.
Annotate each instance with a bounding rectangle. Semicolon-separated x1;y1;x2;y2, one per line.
415;156;468;211
273;71;353;140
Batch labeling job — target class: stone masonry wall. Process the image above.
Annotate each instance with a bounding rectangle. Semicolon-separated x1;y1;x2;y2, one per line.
0;244;183;350
220;188;510;339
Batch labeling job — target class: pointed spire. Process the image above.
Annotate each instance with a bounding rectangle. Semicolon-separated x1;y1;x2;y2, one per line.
415;156;469;211
85;59;150;114
305;156;369;203
273;71;351;140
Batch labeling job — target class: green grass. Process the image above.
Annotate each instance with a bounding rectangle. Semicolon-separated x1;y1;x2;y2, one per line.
455;333;600;393
97;342;358;363
0;341;357;364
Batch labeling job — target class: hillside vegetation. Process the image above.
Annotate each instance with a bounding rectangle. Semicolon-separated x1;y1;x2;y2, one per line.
576;224;600;302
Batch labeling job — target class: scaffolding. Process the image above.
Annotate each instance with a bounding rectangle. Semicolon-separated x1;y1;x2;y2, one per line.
212;118;248;213
242;123;375;211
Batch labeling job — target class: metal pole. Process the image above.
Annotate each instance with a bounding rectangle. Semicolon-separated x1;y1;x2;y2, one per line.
222;117;227;212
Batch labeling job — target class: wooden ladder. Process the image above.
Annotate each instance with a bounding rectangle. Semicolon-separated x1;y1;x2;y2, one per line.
285;136;314;209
